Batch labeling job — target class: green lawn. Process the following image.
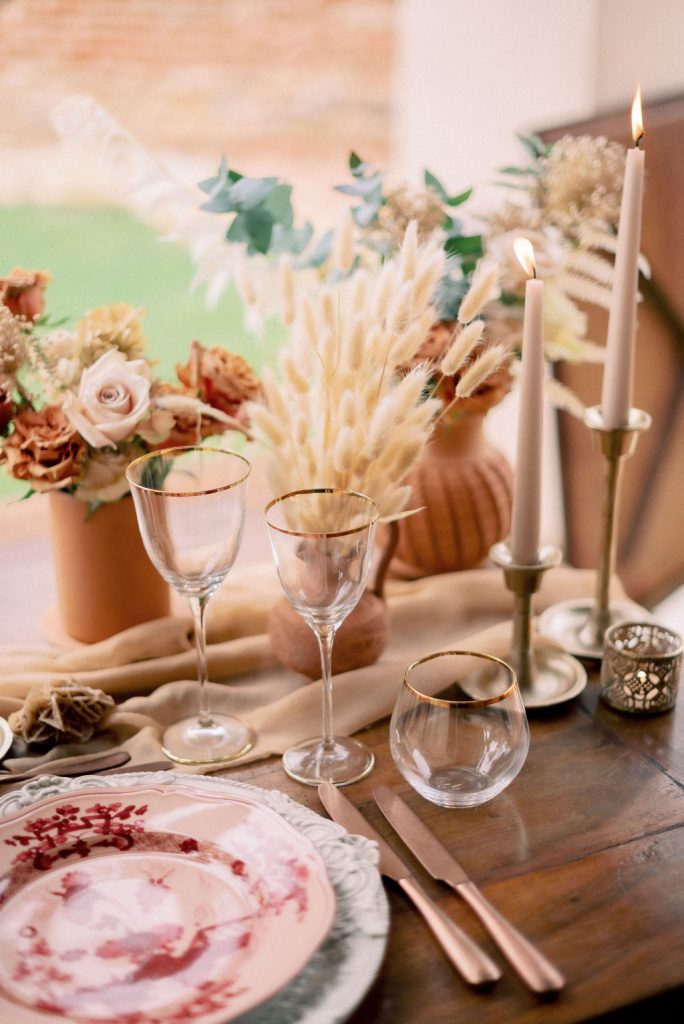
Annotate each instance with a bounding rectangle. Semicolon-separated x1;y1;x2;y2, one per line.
0;204;283;498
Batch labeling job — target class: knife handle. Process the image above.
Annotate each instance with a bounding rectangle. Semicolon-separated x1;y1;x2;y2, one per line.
398;876;501;987
457;880;565;994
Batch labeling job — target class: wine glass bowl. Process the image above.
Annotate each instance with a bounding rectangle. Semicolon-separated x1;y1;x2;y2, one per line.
390;650;529;808
126;446;254;764
265;489;379;786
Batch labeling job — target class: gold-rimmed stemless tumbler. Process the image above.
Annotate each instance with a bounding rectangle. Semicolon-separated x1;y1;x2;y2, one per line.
390;651;529;807
126;446;254;765
265;488;379;786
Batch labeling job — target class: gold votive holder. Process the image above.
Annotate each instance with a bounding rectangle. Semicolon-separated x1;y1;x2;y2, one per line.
490;542;587;708
538;405;652;660
600;621;682;714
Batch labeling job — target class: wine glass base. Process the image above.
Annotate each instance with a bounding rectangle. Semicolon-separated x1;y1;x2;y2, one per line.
283;736;374;787
161;714;254;766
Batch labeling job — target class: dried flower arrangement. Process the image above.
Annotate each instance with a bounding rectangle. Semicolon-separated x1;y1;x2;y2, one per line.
247;222;509;520
0;270;259;508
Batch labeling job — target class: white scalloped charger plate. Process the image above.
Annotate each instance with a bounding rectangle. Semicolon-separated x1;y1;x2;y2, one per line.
0;773;388;1024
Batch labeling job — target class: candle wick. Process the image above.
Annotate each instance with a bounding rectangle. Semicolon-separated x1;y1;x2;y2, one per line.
635;132;645;149
532;267;537;280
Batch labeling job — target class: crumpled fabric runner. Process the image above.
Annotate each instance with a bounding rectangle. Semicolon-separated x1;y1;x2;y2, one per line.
0;564;612;787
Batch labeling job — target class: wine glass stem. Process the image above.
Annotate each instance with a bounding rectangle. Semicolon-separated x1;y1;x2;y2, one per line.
188;594;212;728
316;626;336;752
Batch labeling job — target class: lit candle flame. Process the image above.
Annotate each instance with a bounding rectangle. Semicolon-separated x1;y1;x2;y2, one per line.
632;83;644;145
513;237;536;278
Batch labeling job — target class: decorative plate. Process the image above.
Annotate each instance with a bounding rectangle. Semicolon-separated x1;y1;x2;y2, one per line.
0;773;388;1024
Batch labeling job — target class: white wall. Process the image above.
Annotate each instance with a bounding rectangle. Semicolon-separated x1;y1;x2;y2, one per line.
597;0;684;108
394;0;599;193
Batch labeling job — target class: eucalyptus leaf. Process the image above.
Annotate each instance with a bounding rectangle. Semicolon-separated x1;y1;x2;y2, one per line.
229;176;278;211
444;234;483;258
271;221;314;256
243;206;275;254
446;187;473;207
517;132;550;159
353;201;382;228
200;191;239;214
499;166;536;176
295;228;334;269
424;168;448;200
264;183;294;227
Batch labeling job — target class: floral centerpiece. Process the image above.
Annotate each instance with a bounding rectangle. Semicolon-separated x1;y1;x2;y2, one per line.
0;269;259;508
0;269;260;642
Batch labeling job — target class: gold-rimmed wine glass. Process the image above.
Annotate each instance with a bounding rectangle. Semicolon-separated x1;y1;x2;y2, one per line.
265;488;379;786
126;445;254;764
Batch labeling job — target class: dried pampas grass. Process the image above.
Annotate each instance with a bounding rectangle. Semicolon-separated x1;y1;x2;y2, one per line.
248;225;445;519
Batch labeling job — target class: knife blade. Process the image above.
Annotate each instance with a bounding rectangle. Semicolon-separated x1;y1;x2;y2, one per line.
373;784;565;995
318;782;500;987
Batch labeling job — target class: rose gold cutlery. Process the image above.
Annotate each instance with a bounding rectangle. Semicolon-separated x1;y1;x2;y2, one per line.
373;784;565;995
318;781;501;987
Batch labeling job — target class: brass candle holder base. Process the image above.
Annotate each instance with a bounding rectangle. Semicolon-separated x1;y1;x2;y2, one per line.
538;406;652;661
536;597;650;661
491;542;587;708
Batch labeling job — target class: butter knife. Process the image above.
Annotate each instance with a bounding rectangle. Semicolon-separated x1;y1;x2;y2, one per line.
373;785;565;995
318;782;501;987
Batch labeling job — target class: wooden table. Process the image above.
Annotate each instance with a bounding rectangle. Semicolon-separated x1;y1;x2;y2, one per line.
2;500;683;1021
225;675;684;1023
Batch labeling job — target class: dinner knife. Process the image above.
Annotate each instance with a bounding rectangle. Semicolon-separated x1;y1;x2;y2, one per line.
373;785;565;995
318;782;501;987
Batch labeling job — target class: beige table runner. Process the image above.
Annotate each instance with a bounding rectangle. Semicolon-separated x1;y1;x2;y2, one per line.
0;565;610;782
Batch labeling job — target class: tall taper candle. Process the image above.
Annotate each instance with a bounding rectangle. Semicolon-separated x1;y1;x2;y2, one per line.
601;84;645;429
510;239;545;565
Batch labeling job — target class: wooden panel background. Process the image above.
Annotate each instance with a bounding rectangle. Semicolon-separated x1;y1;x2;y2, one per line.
540;94;684;607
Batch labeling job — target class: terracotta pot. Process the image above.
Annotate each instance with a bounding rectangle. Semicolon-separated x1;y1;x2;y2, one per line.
267;522;398;680
392;414;513;578
48;491;171;643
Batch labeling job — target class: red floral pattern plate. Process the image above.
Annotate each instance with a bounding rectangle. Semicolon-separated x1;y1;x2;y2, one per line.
0;783;336;1024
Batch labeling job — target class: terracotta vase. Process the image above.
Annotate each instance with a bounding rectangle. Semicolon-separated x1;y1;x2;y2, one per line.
48;491;171;643
391;413;513;578
267;523;398;680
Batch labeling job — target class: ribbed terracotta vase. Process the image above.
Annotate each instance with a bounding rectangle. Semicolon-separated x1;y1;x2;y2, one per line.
267;523;399;680
392;414;513;578
49;491;171;643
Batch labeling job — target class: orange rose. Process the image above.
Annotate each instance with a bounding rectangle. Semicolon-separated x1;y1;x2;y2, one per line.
0;267;51;321
0;405;85;491
176;342;260;418
146;383;227;449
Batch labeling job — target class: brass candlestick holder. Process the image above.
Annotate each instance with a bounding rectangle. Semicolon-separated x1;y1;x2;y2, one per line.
490;542;587;708
538;405;652;660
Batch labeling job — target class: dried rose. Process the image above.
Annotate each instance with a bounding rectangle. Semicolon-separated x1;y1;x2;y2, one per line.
0;267;51;321
64;349;151;447
0;405;85;490
0;386;14;435
176;342;260;418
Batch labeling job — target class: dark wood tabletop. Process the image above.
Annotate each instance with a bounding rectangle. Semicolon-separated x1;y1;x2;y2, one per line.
224;674;684;1023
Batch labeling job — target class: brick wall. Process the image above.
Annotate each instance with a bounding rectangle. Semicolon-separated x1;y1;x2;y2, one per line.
0;0;394;197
